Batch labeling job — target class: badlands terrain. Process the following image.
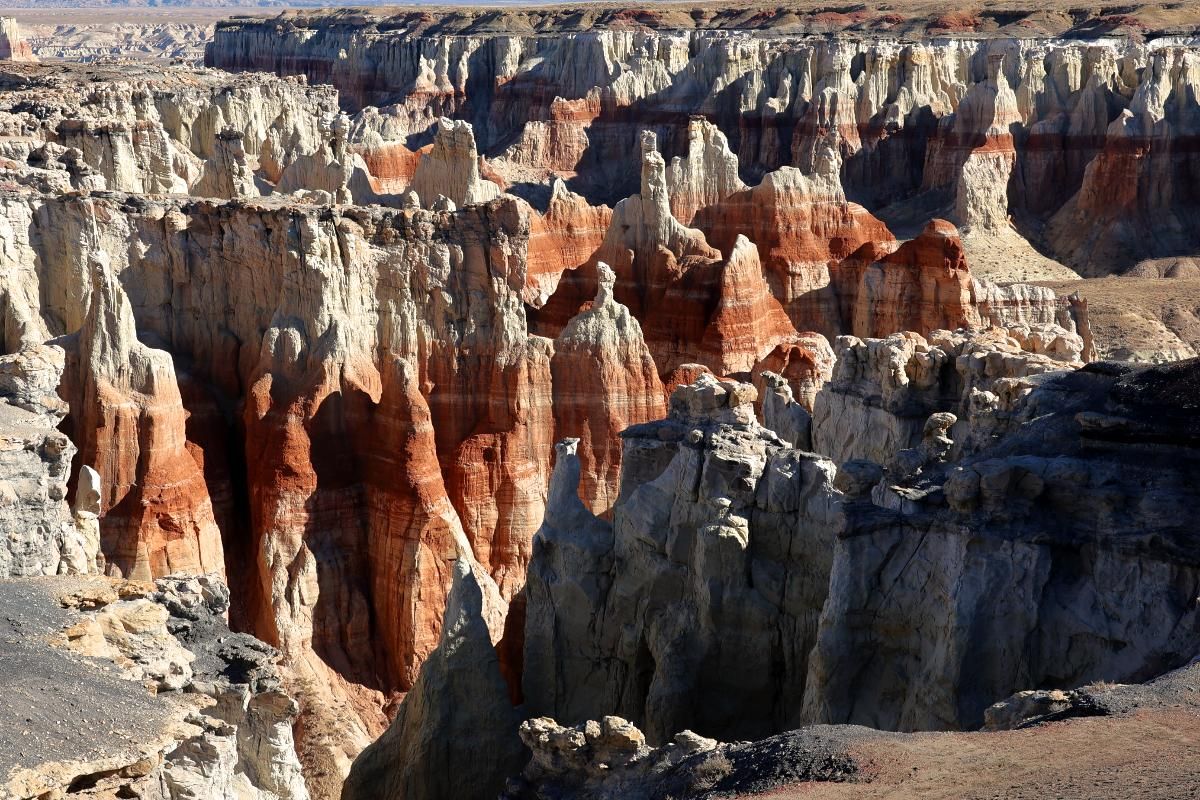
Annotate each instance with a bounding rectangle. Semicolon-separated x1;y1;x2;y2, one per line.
0;3;1196;799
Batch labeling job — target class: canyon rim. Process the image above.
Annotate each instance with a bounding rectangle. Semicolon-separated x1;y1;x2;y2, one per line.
0;2;1196;799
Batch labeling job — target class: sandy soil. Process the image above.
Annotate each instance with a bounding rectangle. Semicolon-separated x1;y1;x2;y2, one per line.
961;227;1082;283
755;708;1200;800
1040;276;1200;362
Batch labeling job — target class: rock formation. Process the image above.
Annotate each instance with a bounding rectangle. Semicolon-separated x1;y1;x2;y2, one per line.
551;264;666;516
0;18;1196;799
5;573;308;800
57;245;224;582
0;17;34;62
341;559;526;800
803;358;1200;731
408;118;501;209
525;376;842;743
0;344;92;577
210;10;1200;275
810;326;1081;466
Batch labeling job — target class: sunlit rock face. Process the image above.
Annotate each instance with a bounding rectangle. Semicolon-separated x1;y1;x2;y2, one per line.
212;12;1200;274
4;12;1197;797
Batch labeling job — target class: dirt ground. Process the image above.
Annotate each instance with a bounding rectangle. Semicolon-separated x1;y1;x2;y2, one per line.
754;708;1200;800
1040;276;1200;362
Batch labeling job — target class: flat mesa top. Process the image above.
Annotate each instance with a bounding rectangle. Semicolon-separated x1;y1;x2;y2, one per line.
212;2;1200;39
4;8;239;26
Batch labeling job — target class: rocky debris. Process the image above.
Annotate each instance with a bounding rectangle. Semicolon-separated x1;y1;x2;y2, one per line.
1;574;307;799
341;559;526;800
502;714;868;800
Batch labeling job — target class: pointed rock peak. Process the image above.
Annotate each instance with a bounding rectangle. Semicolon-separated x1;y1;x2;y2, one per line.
443;557;488;644
544;438;599;530
728;233;758;263
83;247;136;376
410;117;500;209
556;260;647;347
667;117;746;222
986;52;1007;87
640;129;668;205
595;261;616;306
549;176;570;202
549;438;583;504
75;465;102;516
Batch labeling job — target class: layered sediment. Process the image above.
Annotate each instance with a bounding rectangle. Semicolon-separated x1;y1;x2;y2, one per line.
0;9;1196;797
209;10;1200;276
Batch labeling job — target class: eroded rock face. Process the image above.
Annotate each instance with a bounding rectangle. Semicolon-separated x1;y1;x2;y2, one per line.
57;248;225;582
0;344;99;578
811;327;1081;466
518;355;1200;768
408;118;502;209
525;376;843;743
211;14;1200;275
341;559;525;800
551;264;666;517
0;40;1188;800
803;359;1200;731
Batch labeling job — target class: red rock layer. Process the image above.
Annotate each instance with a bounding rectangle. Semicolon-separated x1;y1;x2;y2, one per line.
357;142;426;195
699;235;800;376
523;181;612;306
59;253;224;582
551;264;666;516
694;165;895;336
496;94;603;176
836;219;976;339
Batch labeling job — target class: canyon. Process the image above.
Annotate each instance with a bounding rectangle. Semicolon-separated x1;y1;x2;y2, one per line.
0;4;1194;799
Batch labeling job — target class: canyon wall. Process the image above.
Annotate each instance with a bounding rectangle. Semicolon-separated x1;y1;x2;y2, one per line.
208;12;1200;276
355;353;1199;798
0;13;1195;794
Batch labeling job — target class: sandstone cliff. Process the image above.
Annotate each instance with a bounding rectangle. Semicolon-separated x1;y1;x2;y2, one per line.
522;355;1199;744
525;376;842;742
